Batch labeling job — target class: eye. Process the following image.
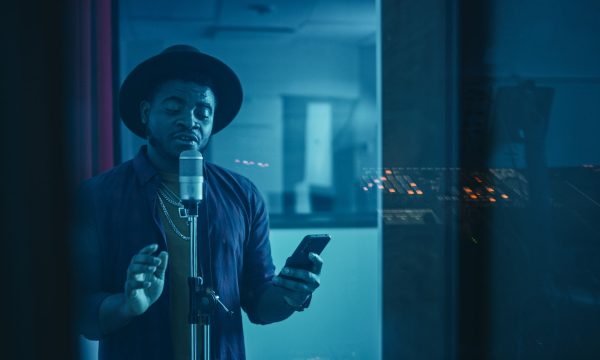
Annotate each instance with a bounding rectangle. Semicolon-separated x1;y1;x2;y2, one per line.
165;106;181;114
163;100;183;114
194;107;211;120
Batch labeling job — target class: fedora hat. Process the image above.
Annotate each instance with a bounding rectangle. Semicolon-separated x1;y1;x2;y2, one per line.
119;45;243;138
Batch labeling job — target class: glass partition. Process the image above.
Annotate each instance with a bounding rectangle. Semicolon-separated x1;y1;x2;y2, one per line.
109;1;381;360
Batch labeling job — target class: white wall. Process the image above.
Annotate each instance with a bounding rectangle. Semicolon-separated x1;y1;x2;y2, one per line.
244;227;380;360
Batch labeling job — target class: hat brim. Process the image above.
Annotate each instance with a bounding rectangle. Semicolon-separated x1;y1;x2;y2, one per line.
119;49;243;138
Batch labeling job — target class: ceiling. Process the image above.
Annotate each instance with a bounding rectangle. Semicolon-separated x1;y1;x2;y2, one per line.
119;0;377;43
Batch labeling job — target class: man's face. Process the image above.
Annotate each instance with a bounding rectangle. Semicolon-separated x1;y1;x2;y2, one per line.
140;79;216;163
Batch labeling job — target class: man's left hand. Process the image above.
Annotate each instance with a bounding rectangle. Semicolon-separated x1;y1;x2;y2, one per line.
272;252;323;309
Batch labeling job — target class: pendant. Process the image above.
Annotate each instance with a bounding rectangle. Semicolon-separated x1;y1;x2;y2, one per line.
178;207;188;218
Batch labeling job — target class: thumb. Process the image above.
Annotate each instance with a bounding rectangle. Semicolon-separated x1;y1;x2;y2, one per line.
156;251;169;279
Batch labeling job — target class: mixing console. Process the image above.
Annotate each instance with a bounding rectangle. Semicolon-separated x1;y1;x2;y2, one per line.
361;165;600;225
361;167;530;207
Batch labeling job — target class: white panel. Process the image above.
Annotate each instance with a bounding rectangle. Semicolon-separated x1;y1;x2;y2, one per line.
304;102;332;187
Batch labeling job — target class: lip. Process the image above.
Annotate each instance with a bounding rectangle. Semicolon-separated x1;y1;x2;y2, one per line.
173;132;200;143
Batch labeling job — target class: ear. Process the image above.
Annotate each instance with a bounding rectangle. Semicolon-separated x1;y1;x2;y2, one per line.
139;100;151;125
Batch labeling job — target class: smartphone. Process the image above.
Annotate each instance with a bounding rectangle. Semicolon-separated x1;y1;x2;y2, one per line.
283;234;331;272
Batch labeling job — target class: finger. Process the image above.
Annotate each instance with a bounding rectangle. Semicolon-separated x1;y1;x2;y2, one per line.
128;262;157;274
283;294;309;308
273;276;313;294
131;254;161;266
138;243;159;254
155;251;169;280
308;252;323;274
280;267;320;288
128;263;157;275
125;279;152;293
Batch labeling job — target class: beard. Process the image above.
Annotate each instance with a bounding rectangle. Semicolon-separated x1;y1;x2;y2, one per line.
147;127;178;163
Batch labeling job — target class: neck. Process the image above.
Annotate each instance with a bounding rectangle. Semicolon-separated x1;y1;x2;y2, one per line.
147;144;178;173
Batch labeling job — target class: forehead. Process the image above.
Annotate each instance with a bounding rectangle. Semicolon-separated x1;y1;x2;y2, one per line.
153;79;216;104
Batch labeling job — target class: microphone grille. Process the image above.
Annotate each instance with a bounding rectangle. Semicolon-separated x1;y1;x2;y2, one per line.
179;150;203;177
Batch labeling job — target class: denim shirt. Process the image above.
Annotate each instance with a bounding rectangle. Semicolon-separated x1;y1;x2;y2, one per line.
74;146;275;360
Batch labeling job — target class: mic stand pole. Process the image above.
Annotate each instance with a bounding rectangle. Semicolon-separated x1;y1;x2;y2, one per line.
185;201;233;360
183;201;206;360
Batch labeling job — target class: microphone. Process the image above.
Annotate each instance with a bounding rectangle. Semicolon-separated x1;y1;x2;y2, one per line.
179;150;203;210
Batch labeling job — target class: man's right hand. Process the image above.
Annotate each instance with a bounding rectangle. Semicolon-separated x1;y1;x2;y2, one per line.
97;244;168;336
123;243;169;317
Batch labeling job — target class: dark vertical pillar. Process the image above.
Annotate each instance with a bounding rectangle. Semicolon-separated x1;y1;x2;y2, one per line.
96;0;115;171
456;2;493;359
381;0;459;359
0;2;76;360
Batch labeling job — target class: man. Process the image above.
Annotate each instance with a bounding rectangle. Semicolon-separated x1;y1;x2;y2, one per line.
75;45;324;360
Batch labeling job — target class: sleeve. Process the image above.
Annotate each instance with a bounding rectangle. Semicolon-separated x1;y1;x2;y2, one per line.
70;183;111;340
239;182;276;324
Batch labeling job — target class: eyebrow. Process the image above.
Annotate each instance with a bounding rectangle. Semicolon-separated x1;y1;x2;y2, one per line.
160;96;185;105
160;96;214;113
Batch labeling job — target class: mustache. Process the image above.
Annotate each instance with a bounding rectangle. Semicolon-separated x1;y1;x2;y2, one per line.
146;128;212;153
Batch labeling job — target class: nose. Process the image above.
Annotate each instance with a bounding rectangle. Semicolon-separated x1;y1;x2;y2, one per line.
176;109;199;129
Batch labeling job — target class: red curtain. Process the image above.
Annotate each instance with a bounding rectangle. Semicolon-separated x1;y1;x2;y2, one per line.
71;0;115;183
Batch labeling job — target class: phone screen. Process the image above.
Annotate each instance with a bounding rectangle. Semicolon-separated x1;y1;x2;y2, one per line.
284;234;330;271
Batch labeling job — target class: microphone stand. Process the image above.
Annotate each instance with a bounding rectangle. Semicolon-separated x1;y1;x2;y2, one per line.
183;201;233;360
180;149;232;360
183;200;203;360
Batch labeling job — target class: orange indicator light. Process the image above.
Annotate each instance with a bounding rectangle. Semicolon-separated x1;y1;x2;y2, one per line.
474;176;483;183
463;187;473;193
409;182;417;187
416;190;423;195
381;177;387;181
486;187;495;193
385;169;392;175
389;189;396;193
470;194;478;199
489;197;496;202
501;194;509;199
407;190;415;195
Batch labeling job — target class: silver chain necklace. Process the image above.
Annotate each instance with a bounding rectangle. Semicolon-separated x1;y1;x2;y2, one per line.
159;183;181;205
157;185;190;241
